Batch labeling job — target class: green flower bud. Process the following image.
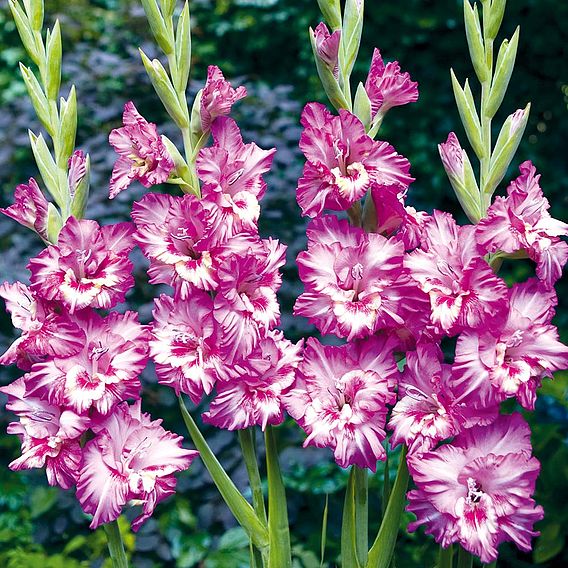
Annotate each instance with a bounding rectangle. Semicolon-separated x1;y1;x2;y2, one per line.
464;1;489;83
70;154;90;219
317;0;342;30
46;202;63;244
9;0;42;66
160;0;176;19
161;135;199;195
45;21;62;102
309;27;350;111
25;0;44;32
486;27;519;119
29;130;62;208
450;70;485;159
174;1;191;93
140;0;174;55
19;63;52;135
189;89;205;148
140;49;189;128
58;86;77;165
486;0;507;40
341;0;364;80
353;81;372;130
484;103;530;196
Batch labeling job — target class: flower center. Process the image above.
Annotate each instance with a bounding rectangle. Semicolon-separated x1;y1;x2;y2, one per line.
466;477;484;504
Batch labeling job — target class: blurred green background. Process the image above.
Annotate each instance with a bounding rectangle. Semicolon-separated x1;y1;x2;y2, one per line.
0;0;567;566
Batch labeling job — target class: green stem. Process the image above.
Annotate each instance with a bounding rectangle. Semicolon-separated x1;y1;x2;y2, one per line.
382;447;391;517
103;520;129;568
353;467;368;567
238;429;267;525
265;425;291;568
479;34;494;214
367;446;409;568
439;544;454;568
456;547;474;568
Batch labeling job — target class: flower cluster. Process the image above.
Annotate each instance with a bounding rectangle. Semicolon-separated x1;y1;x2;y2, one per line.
292;45;567;560
0;213;196;530
129;70;302;431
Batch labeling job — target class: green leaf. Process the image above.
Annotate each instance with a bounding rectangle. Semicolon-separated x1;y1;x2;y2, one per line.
320;495;329;568
340;469;361;568
464;1;488;83
102;520;129;568
486;28;519;118
367;446;409;568
27;0;43;32
178;397;269;553
265;425;292;568
534;523;564;563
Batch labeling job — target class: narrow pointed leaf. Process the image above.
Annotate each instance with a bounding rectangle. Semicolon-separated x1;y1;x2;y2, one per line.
175;1;191;93
341;468;361;568
367;446;409;568
464;2;488;83
486;28;519;118
178;396;269;552
320;495;329;568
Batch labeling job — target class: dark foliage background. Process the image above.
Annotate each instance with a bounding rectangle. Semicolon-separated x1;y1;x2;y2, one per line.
0;0;566;566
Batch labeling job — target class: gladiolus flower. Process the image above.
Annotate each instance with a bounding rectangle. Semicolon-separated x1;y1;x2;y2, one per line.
296;103;413;217
76;401;198;530
453;279;568;410
364;48;418;119
312;22;341;77
0;178;49;240
27;217;136;313
407;414;544;563
284;336;398;471
0;281;84;369
203;330;302;430
200;66;247;132
197;117;276;241
477;161;568;287
1;377;89;489
26;311;149;415
109;101;174;198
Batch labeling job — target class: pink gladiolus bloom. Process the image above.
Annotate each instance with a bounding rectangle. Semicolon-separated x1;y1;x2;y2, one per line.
312;22;341;77
133;193;220;297
197;117;276;241
294;215;419;340
370;183;429;250
0;281;84;369
0;178;49;240
214;237;286;362
405;210;508;335
109;101;174;198
76;401;198;530
453;279;568;410
407;414;544;563
438;132;465;179
27;217;135;313
150;291;229;403
364;48;418;119
389;343;496;454
284;336;398;471
297;103;413;217
26;311;148;415
203;330;302;430
68;150;88;197
477;161;568;287
1;377;89;489
200;66;247;132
